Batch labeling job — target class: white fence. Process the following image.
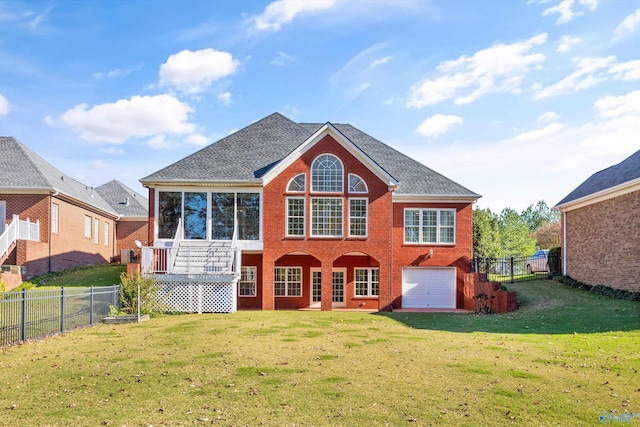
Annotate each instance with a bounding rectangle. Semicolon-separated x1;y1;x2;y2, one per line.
0;215;40;260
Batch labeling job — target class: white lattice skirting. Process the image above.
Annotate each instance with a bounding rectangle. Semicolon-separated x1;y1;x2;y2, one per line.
159;280;237;313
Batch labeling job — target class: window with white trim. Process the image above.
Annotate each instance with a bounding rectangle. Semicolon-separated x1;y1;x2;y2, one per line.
274;267;302;297
287;173;306;192
348;198;368;237
355;268;379;297
104;222;109;247
94;219;99;244
311;154;343;192
348;174;368;193
404;208;456;244
286;197;305;236
84;216;92;238
239;266;257;297
311;198;343;237
51;203;59;234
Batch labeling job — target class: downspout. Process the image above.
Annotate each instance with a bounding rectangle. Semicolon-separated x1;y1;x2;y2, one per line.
388;193;394;312
49;190;59;273
562;211;567;276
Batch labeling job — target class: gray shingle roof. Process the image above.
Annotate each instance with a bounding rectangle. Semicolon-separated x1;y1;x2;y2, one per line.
141;113;480;198
556;149;640;206
95;180;148;218
0;136;117;216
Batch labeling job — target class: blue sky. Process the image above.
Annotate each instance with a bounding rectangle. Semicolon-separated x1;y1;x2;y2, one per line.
1;0;639;213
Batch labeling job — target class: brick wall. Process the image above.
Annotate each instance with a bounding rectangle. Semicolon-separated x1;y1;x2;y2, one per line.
116;219;149;254
564;190;640;292
391;202;474;309
0;193;50;243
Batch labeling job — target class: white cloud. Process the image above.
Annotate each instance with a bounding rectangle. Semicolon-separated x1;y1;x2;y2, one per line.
253;0;337;31
369;56;392;70
614;8;640;41
99;147;125;155
407;33;547;108
594;90;640;118
184;133;210;146
52;95;195;143
280;104;301;119
0;93;8;115
93;64;142;80
147;135;171;149
557;35;582;52
271;51;294;66
511;122;566;141
538;111;560;122
159;49;239;94
609;60;640;81
415;114;463;138
541;0;598;24
92;160;109;168
218;92;232;105
535;56;616;99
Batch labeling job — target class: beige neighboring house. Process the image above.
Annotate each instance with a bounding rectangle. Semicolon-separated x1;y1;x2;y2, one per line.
554;150;640;292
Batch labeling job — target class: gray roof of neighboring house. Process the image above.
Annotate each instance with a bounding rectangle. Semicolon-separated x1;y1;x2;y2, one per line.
0;136;117;216
556;149;640;206
95;180;148;218
142;113;480;198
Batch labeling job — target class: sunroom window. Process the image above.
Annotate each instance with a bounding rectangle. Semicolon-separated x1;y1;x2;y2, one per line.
312;154;343;192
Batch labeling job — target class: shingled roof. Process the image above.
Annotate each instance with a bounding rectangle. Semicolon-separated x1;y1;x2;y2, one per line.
556;149;640;207
95;180;148;218
141;112;480;199
0;136;117;216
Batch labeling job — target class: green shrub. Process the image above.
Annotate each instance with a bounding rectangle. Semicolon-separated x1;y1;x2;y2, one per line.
0;277;6;293
119;272;167;316
551;275;640;301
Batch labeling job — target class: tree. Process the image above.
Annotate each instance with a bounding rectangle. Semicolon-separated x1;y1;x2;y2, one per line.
472;207;502;258
499;208;537;257
534;220;562;249
521;200;560;231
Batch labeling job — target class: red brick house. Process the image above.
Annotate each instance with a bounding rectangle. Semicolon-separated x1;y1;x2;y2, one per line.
554;149;640;292
0;137;147;287
140;113;480;312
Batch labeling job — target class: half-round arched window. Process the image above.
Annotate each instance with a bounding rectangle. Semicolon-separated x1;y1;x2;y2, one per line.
311;154;343;192
348;174;368;194
287;173;306;192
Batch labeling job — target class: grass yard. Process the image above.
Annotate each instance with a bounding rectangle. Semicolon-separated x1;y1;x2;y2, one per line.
0;280;638;426
18;264;126;289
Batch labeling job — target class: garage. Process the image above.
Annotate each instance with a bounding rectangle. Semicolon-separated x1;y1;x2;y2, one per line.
402;267;456;309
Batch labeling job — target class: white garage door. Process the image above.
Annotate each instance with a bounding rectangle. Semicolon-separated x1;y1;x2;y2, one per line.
402;267;456;309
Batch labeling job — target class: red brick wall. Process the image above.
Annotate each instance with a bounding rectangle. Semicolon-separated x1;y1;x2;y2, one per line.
237;253;264;309
261;134;393;310
564;190;640;292
391;202;474;309
0;194;50;243
116;220;148;254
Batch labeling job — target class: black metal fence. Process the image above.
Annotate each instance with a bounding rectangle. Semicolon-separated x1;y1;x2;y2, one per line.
0;285;120;347
471;252;561;283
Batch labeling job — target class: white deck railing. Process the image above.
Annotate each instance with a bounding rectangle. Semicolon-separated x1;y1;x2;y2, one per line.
0;215;40;260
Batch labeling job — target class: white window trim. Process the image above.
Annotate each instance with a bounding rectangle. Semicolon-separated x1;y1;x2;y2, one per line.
286;197;306;237
348;173;368;194
310;197;343;238
51;203;59;235
104;222;109;247
274;266;303;297
403;208;456;245
84;215;92;239
348;197;368;238
354;267;379;298
311;153;344;194
238;266;257;297
94;218;99;244
286;173;306;193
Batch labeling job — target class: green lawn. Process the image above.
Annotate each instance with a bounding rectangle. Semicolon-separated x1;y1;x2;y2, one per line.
19;264;126;289
0;280;638;426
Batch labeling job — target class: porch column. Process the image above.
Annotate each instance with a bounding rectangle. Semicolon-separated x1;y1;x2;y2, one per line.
320;263;333;311
378;265;392;311
261;255;275;310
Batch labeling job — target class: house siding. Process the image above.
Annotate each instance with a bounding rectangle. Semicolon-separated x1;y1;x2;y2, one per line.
391;202;474;309
564;190;640;292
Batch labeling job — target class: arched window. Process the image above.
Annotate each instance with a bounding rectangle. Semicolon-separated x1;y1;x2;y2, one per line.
348;174;368;193
311;154;343;192
287;173;306;192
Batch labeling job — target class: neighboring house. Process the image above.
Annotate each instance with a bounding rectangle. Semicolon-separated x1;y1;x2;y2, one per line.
0;137;147;286
96;180;149;261
140;113;480;312
554;150;640;292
